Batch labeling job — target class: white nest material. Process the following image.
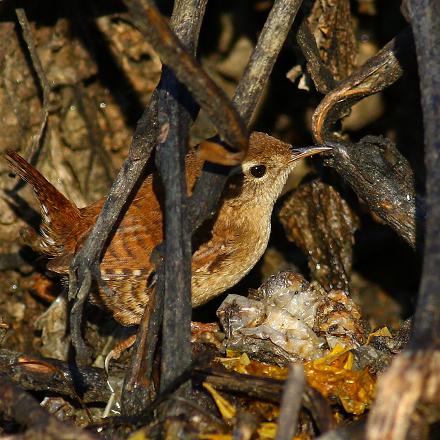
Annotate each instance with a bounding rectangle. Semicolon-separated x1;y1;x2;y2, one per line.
217;271;365;361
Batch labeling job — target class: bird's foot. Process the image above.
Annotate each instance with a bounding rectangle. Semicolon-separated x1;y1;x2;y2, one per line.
104;334;137;375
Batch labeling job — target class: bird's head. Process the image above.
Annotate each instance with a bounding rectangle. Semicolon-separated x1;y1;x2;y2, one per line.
224;132;330;206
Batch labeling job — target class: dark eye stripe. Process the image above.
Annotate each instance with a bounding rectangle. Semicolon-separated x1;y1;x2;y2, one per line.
250;165;266;178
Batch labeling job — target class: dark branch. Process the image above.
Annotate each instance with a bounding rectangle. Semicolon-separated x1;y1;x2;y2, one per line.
312;27;413;144
310;29;420;247
323;136;423;249
125;0;248;162
120;0;208;414
233;0;304;126
365;2;440;438
187;0;304;231
0;375;100;439
295;17;336;94
155;70;193;393
406;0;440;347
15;8;51;163
0;349;111;403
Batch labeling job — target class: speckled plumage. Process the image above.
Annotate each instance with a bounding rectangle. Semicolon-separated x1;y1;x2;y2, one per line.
6;132;327;325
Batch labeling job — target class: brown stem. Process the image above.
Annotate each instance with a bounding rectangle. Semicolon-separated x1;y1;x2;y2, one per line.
0;375;100;439
15;8;50;163
312;27;413;144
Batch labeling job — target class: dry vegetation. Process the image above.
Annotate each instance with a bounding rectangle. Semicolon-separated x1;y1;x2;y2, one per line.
0;1;439;439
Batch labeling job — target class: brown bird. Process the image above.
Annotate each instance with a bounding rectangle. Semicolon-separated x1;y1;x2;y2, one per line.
6;132;328;326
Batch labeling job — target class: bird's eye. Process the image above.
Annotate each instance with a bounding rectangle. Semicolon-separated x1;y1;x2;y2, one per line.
250;165;266;178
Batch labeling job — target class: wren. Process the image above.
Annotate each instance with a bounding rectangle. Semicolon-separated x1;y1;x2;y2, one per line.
6;132;328;326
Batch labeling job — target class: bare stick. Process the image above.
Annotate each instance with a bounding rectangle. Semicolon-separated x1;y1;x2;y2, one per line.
312;29;421;247
125;0;248;162
366;1;440;439
297;18;420;246
406;0;440;348
154;0;211;396
312;27;413;144
233;0;303;126
366;350;440;440
323;135;423;249
156;75;192;393
67;0;239;362
0;349;111;403
121;281;160;414
188;0;304;231
275;364;305;440
15;8;51;162
0;376;99;440
296;18;336;94
121;0;207;414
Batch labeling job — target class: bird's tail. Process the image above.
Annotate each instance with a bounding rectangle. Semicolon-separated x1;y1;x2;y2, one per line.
5;150;81;256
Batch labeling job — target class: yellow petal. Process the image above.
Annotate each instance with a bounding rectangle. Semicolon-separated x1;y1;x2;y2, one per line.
203;382;236;421
257;422;277;439
367;327;393;344
127;430;149;440
199;435;232;440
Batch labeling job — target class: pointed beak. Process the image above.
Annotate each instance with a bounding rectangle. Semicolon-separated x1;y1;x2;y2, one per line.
290;145;332;161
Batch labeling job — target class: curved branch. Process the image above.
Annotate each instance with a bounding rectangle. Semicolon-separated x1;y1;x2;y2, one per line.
312;27;413;144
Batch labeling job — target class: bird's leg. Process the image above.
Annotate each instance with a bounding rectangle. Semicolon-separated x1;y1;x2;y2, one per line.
101;335;137;419
105;334;137;374
103;333;137;418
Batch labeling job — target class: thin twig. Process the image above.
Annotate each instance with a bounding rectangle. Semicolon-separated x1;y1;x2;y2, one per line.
275;364;305;440
233;0;304;126
188;0;304;231
366;1;440;438
67;0;242;362
121;282;159;414
15;8;51;163
72;85;114;195
295;17;336;94
312;27;413;144
0;376;100;440
121;0;208;414
125;0;248;162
